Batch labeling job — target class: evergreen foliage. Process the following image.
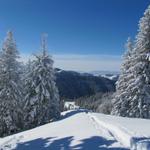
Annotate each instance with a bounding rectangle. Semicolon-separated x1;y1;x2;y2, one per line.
112;6;150;118
0;31;23;136
24;35;60;129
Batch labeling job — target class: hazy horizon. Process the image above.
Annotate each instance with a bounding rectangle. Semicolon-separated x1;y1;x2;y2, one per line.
0;0;149;71
20;53;121;72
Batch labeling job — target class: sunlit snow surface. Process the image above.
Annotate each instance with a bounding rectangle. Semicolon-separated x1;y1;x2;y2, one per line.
0;110;150;150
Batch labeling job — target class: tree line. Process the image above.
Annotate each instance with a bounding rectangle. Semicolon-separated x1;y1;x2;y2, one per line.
112;5;150;118
0;32;60;137
75;5;150;120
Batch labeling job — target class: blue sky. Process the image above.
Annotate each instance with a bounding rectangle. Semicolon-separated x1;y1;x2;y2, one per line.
0;0;149;71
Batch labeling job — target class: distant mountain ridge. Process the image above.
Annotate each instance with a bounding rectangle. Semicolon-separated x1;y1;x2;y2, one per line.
88;70;120;76
55;68;116;100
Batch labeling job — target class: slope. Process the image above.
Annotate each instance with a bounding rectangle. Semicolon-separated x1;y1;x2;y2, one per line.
55;69;115;99
0;110;127;150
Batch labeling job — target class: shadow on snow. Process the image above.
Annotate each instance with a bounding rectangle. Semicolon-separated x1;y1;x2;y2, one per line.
12;111;129;150
14;136;129;150
59;109;86;120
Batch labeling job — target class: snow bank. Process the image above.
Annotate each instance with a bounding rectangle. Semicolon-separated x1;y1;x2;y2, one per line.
91;113;150;150
131;137;150;150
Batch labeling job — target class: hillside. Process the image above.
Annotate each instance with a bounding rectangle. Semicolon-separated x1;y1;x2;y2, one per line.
55;69;116;99
75;92;113;113
1;110;150;150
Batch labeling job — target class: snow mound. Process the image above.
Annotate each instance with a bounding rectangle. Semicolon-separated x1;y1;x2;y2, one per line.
131;137;150;150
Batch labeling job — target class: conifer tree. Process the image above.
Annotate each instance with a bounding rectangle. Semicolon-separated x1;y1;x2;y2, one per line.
0;31;23;137
112;6;150;118
111;38;134;116
24;34;60;129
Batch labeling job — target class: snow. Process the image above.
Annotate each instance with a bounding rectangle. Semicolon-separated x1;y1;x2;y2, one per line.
146;53;150;61
0;110;150;150
64;101;79;110
101;74;118;80
0;110;127;150
91;113;150;150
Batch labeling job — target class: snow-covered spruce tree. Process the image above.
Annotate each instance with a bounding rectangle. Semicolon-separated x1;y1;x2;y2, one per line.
112;6;150;118
111;38;134;117
0;31;23;137
24;35;60;129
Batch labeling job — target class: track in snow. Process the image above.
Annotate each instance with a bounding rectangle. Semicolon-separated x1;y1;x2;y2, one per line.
87;112;129;149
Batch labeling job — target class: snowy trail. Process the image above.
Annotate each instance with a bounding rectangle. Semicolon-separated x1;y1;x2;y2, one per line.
87;113;115;139
0;110;128;150
90;112;150;150
88;113;131;147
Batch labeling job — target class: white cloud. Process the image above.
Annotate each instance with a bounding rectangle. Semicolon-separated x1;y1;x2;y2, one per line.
19;53;122;72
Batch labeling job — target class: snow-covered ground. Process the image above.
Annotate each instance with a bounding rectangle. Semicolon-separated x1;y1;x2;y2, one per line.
0;110;150;150
90;113;150;150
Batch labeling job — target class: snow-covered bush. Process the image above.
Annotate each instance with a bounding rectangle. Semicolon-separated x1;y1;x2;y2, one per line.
97;101;112;114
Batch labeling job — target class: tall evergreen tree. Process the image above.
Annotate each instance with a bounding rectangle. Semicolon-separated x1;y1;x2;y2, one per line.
111;38;134;116
112;5;150;118
0;31;23;137
24;34;60;129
